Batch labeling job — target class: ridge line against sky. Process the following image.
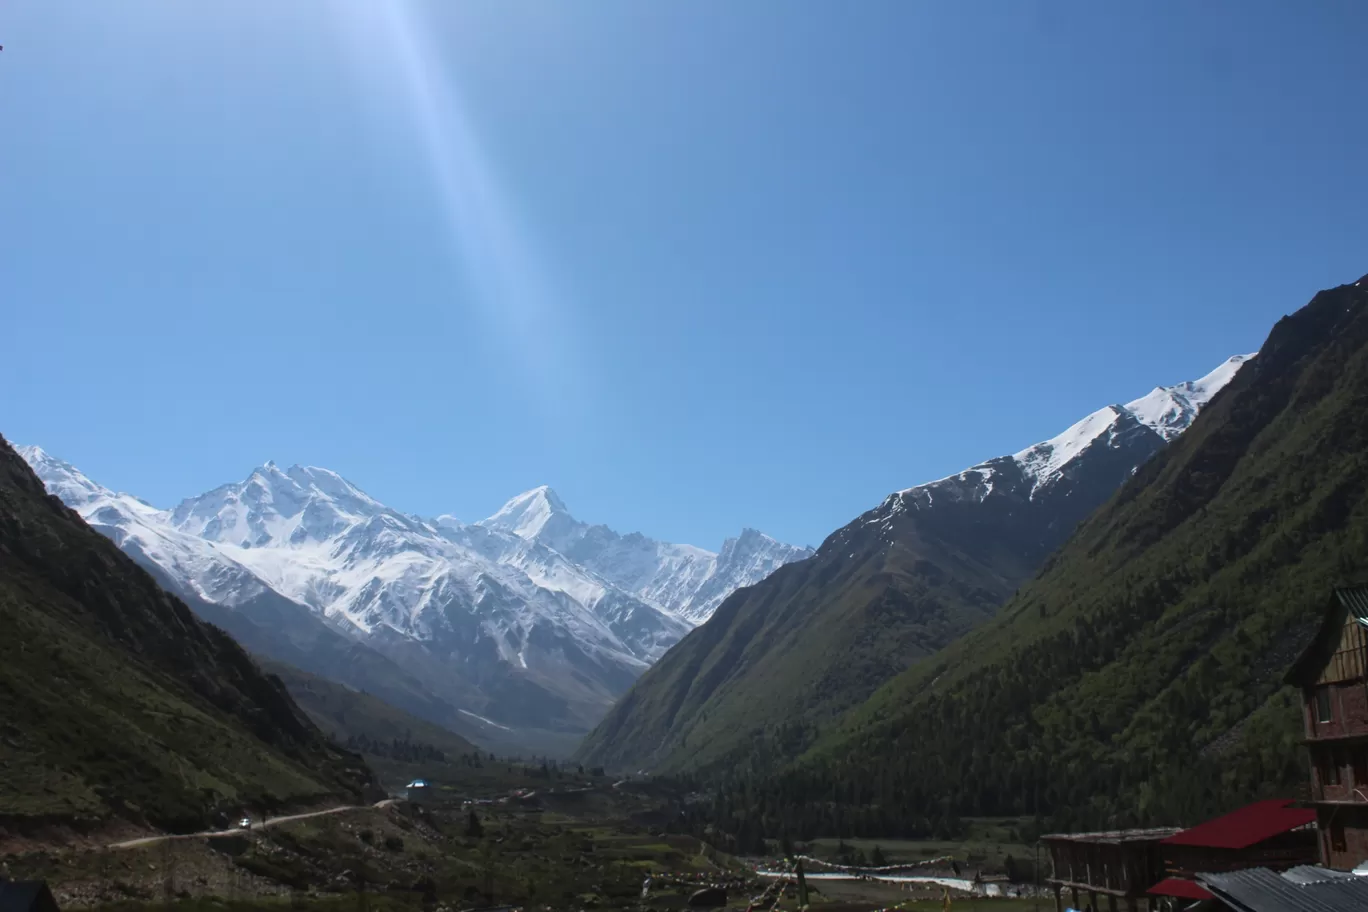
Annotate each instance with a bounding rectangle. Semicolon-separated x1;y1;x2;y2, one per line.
13;349;1251;553
1;0;1366;547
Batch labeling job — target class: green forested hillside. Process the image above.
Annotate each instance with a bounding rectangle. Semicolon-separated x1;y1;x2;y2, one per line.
574;531;1004;774
578;399;1175;774
694;275;1368;841
0;437;377;833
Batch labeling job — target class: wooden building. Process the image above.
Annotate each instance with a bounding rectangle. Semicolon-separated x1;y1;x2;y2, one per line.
1145;799;1317;908
1043;827;1179;912
1284;586;1368;871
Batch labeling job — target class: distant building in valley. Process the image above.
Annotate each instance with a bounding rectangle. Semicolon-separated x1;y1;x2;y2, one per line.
1043;827;1179;912
405;778;431;805
0;879;61;912
1285;586;1368;870
1146;799;1317;908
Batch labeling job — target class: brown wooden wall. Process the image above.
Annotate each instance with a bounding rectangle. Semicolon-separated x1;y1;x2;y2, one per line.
1305;683;1368;742
1046;840;1166;898
1315;617;1368;686
1316;805;1368;871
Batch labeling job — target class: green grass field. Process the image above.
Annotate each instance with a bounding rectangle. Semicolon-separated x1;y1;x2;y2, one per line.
786;817;1039;875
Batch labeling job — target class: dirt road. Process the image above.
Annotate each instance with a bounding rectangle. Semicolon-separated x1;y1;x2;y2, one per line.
107;799;397;850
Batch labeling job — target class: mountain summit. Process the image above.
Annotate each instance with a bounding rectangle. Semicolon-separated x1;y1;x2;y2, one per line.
481;485;570;533
472;487;816;625
1122;354;1252;442
576;352;1252;773
20;453;810;753
776;274;1368;832
476;485;576;542
880;353;1258;514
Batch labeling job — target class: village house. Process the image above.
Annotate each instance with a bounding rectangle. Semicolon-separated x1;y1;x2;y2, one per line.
1043;827;1180;912
1044;588;1368;910
1284;586;1368;871
1145;799;1317;908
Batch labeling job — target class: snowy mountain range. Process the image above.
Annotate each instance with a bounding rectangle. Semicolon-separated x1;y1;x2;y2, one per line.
577;353;1256;773
869;353;1255;521
17;449;812;752
472;486;810;625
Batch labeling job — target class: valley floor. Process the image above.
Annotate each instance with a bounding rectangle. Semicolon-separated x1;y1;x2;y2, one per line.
0;758;1042;912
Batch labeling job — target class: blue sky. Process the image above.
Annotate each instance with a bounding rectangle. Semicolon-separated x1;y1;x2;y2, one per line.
2;1;1366;550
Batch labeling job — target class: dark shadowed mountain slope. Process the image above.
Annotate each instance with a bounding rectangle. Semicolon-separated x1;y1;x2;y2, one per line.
0;436;376;834
256;659;479;759
139;564;495;748
575;356;1249;774
750;274;1368;836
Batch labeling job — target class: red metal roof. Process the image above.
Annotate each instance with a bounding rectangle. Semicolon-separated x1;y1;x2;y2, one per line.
1161;799;1316;850
1147;877;1215;900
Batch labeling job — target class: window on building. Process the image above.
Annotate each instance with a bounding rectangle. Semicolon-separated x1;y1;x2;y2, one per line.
1332;818;1347;853
1321;751;1342;787
1316;687;1333;723
1354;750;1368;787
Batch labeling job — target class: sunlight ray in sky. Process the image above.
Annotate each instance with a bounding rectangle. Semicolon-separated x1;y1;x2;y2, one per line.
335;0;580;419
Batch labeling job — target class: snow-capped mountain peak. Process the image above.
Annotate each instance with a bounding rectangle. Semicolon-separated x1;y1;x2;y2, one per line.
285;464;384;508
19;448;811;744
16;447;283;608
480;485;571;540
888;353;1254;512
725;527;796;557
169;462;390;550
1013;353;1254;493
1013;404;1128;492
472;487;813;624
16;445;166;518
1124;353;1255;442
16;445;107;508
15;444;50;464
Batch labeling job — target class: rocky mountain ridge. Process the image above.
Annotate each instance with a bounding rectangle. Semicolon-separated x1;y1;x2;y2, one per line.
575;353;1252;773
0;435;376;832
18;450;809;752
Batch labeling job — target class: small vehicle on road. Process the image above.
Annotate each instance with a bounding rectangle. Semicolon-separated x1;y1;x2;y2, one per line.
238;816;252;830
